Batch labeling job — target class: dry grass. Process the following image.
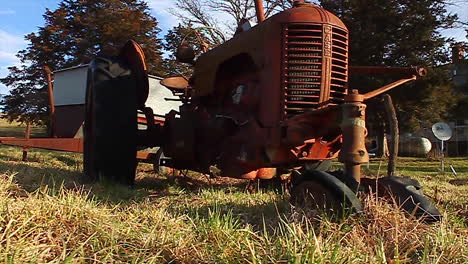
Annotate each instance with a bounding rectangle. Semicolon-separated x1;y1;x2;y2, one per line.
0;144;466;263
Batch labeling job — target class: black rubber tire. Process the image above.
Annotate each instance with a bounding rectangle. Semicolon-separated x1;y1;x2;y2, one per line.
378;176;442;222
84;56;137;185
153;148;169;174
290;170;363;215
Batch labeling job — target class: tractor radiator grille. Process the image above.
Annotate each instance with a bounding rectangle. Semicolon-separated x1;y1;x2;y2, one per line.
282;23;348;115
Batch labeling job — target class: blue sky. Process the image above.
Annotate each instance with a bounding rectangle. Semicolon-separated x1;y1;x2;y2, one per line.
0;0;467;94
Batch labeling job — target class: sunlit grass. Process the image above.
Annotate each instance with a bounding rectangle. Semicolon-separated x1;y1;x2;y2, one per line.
0;143;466;263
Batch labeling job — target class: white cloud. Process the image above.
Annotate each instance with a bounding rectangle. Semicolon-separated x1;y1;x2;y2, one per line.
0;9;15;15
0;67;12;95
0;30;26;65
147;0;180;34
0;29;27;94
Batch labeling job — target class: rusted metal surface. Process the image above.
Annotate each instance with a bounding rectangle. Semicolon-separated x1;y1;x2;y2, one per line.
8;3;429;189
119;40;149;108
194;4;347;131
136;151;153;160
253;0;265;22
52;3;421;182
281;23;348;115
160;76;189;90
1;137;155;162
363;75;417;100
338;90;368;182
256;168;277;179
176;44;196;63
349;66;426;77
0;137;83;152
157;4;352;179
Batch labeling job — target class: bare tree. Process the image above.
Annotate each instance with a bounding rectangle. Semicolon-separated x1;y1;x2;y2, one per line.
170;0;296;44
207;0;256;24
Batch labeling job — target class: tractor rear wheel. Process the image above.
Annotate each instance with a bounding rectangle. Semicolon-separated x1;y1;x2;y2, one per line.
290;170;362;216
84;56;138;185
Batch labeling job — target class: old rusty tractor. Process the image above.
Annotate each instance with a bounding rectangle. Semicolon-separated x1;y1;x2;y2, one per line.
84;0;441;221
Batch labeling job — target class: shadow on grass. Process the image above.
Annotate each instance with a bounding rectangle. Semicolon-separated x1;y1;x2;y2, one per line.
136;173;249;193
0;160;83;192
55;155;81;167
0;159;159;203
0;158;262;205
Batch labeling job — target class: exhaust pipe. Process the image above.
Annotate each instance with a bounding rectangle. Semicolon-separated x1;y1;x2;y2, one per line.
254;0;265;22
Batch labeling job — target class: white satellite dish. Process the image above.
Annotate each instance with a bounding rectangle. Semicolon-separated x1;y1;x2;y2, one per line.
432;122;452;141
432;122;452;173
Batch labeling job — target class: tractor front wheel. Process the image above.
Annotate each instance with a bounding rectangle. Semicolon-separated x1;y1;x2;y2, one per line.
84;56;138;185
290;170;362;216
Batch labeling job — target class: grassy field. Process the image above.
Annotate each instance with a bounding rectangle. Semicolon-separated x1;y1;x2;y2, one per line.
0;122;467;263
0;118;47;138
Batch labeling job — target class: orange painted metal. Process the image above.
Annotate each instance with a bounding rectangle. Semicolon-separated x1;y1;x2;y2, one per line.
1;137;155;162
256;168;277;179
136;151;154;160
137;116;164;125
297;136;342;161
0;137;83;152
240;170;258;179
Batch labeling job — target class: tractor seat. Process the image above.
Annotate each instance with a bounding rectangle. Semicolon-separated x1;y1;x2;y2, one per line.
160;76;191;91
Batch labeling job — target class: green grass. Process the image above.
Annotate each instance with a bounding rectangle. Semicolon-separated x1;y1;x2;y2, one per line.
0;143;466;263
0;118;47;138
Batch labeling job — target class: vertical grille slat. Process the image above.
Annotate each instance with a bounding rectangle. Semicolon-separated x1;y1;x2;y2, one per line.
282;23;348;115
330;27;348;103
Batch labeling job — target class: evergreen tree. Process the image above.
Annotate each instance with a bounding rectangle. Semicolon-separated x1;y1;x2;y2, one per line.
320;0;461;131
1;0;163;125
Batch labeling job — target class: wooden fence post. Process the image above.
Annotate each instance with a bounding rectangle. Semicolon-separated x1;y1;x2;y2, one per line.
383;94;399;176
22;121;31;161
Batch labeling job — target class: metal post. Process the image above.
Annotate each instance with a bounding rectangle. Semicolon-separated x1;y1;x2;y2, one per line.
22;122;31;161
338;90;369;183
441;140;444;173
253;0;265;22
383;94;398;177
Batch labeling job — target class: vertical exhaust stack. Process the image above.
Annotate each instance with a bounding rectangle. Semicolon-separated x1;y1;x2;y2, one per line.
293;0;306;5
254;0;265;22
